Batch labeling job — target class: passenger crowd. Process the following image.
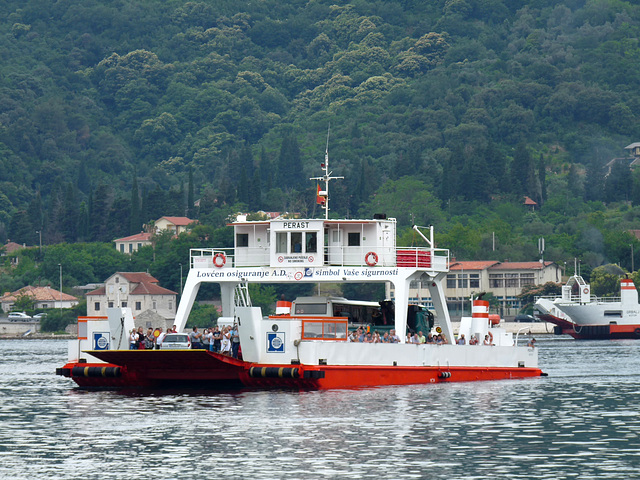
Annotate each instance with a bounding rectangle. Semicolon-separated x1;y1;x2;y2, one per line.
347;327;449;344
128;325;177;350
187;325;241;358
128;324;242;358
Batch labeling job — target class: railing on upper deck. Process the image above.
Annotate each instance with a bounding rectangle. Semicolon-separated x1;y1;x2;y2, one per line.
190;246;449;270
535;294;621;304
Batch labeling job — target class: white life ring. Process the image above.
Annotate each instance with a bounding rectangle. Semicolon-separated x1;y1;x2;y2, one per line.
213;253;226;268
365;251;378;266
583;287;589;295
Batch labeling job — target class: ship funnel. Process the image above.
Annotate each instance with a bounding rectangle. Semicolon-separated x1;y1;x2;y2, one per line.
472;299;490;320
275;300;292;315
620;278;638;305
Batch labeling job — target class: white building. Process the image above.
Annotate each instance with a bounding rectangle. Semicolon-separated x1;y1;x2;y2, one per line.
395;260;562;318
1;285;79;312
86;272;177;321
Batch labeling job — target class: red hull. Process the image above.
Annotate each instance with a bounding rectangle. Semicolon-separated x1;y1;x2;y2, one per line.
539;313;640;340
57;350;245;389
57;350;542;390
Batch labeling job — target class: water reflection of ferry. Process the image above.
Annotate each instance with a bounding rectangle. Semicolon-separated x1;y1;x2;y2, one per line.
56;155;542;389
535;275;640;339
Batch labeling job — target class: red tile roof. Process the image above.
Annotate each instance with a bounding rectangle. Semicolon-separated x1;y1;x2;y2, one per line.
86;272;177;296
450;261;499;271
523;196;538;205
158;216;196;226
114;232;152;242
3;241;27;253
490;261;554;270
1;286;77;302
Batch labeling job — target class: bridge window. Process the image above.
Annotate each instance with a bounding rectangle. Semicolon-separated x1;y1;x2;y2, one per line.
291;232;303;253
306;232;317;253
236;233;249;247
276;232;287;253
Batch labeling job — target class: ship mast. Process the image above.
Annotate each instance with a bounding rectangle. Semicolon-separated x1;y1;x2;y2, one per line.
310;125;343;219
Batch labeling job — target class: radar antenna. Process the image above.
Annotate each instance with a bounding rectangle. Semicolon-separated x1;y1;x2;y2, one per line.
310;124;343;219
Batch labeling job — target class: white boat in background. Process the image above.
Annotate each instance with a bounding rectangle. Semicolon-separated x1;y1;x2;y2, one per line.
535;275;640;339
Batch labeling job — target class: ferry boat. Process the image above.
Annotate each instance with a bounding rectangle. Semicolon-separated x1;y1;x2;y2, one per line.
535;275;640;339
56;155;542;389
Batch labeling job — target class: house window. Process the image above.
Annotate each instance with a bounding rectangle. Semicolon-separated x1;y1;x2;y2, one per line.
108;301;114;308
470;274;480;288
457;274;468;288
121;301;127;307
520;273;535;286
137;243;142;249
153;301;157;310
115;277;119;283
505;273;519;288
489;274;504;288
120;244;124;253
135;301;141;310
94;302;100;311
236;233;249;247
42;303;48;308
128;244;133;253
169;301;172;310
447;274;456;288
348;232;360;246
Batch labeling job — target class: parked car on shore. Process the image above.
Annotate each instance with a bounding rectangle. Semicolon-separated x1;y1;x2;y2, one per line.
8;312;32;322
33;313;48;321
514;313;537;322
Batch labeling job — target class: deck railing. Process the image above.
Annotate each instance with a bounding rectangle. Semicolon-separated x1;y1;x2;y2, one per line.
190;246;449;270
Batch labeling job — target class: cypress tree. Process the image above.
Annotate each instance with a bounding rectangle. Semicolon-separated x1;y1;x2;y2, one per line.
130;173;141;234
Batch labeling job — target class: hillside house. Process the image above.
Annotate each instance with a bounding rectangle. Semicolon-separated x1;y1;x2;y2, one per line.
86;272;177;323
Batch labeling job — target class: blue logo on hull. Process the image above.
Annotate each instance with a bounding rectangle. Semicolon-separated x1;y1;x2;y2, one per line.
267;332;285;353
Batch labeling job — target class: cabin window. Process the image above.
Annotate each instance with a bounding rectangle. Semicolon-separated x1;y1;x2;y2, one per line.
348;232;360;246
294;303;327;315
305;232;317;253
276;232;287;253
301;320;348;340
332;230;340;243
236;233;249;247
291;232;303;253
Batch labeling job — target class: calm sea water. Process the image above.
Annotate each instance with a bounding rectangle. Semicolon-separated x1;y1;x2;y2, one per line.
1;337;639;479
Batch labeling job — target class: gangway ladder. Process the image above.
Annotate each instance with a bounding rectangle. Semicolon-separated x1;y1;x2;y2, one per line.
234;282;252;308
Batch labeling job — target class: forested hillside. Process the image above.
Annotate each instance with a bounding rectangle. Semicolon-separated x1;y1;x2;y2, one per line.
2;0;640;280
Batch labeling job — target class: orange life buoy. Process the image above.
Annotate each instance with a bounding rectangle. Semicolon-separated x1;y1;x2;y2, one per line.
583;288;589;295
213;252;226;268
365;251;378;266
